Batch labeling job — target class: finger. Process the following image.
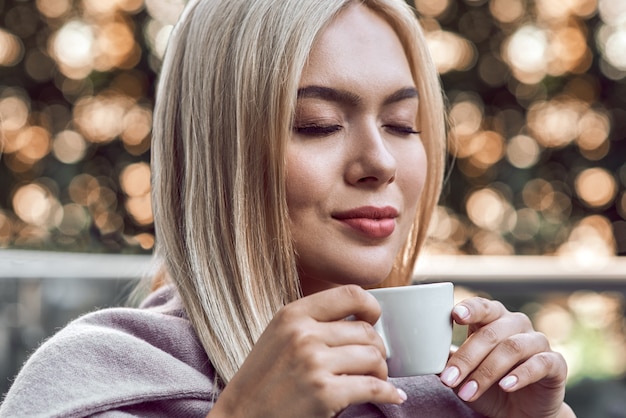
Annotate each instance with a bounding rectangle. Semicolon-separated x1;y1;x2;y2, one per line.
324;320;386;355
440;313;533;388
498;351;568;393
326;375;407;409
297;285;381;324
323;344;388;380
453;332;551;402
452;297;511;328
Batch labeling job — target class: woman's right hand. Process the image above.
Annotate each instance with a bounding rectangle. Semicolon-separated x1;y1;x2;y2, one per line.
208;285;406;418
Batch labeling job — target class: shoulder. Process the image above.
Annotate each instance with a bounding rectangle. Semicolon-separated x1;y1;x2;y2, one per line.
0;286;217;418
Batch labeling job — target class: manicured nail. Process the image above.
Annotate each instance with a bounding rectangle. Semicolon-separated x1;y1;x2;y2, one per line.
453;305;470;320
458;380;478;401
499;375;518;390
440;366;460;386
397;388;407;402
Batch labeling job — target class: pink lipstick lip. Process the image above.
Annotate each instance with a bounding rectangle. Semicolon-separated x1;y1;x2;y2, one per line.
332;206;398;239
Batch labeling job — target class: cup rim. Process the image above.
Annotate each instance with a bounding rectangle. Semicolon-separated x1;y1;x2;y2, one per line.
368;281;453;294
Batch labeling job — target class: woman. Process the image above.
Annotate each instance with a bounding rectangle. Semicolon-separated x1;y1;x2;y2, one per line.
0;0;574;417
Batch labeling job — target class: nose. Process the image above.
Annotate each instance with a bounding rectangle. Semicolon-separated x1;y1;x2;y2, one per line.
345;121;397;187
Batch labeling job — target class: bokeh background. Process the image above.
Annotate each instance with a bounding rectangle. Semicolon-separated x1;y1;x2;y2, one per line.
0;0;625;415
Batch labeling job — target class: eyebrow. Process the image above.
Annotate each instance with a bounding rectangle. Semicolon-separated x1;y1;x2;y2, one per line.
296;86;418;107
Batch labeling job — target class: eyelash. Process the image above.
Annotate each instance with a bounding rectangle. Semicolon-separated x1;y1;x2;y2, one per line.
292;124;420;137
384;125;421;136
292;124;342;136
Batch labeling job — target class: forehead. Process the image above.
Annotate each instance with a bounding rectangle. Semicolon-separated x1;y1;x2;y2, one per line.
299;3;414;89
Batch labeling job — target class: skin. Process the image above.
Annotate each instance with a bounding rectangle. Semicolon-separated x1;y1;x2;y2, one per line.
286;1;426;296
210;4;575;418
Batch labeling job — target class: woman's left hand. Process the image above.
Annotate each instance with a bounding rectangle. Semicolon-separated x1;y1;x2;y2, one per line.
439;297;575;418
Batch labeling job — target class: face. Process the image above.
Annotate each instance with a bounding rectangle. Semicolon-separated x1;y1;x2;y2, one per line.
286;3;427;296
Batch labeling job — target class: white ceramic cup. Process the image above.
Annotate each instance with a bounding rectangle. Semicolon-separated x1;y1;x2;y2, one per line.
368;282;453;377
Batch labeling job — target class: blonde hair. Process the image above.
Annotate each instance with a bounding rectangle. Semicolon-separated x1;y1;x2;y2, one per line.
151;0;445;385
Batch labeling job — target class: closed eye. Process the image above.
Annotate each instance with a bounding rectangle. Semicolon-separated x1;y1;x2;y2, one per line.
293;124;343;137
383;125;420;136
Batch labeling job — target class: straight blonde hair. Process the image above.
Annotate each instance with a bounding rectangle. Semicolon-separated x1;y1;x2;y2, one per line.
151;0;446;385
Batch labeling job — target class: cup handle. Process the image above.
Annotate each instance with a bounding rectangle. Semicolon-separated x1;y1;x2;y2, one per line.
373;316;391;360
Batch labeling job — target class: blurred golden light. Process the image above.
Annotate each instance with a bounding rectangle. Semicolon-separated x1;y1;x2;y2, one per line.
119;0;145;13
559;215;616;265
466;188;513;231
542;191;573;223
145;0;186;26
603;28;626;70
120;162;153;225
425;30;476;74
429;206;453;240
0;29;24;67
534;304;574;343
133;232;155;250
94;211;124;235
15;127;52;164
598;0;626;25
506;134;541;168
522;178;554;211
512;208;540;241
36;0;71;19
89;186;119;213
57;203;89;236
521;178;573;223
527;99;582;148
122;106;152;146
51;20;95;79
579;214;617;244
575;167;617;208
489;0;525;23
120;162;151;198
68;174;100;206
449;99;483;139
73;94;133;143
469;131;505;168
94;21;137;71
0;95;30;133
82;0;120;16
471;230;514;255
52;130;88;164
415;0;451;18
0;211;13;246
536;0;598;21
577;108;610;151
568;291;622;329
505;25;548;83
126;195;154;225
548;25;590;76
154;24;174;59
428;206;468;250
12;184;57;227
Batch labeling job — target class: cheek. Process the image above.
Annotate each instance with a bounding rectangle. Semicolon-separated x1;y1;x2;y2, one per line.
398;142;428;208
285;145;341;212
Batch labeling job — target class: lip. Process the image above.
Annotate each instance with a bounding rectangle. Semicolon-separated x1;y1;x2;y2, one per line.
332;206;399;239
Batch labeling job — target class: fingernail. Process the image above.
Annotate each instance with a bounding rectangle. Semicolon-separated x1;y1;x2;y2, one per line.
499;375;518;390
440;366;460;386
453;305;470;320
397;388;407;402
458;380;478;401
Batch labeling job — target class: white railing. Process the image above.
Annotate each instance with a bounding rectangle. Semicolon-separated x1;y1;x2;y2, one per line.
2;249;625;292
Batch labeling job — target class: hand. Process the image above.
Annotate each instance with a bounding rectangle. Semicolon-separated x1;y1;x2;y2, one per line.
439;297;574;418
209;285;406;418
